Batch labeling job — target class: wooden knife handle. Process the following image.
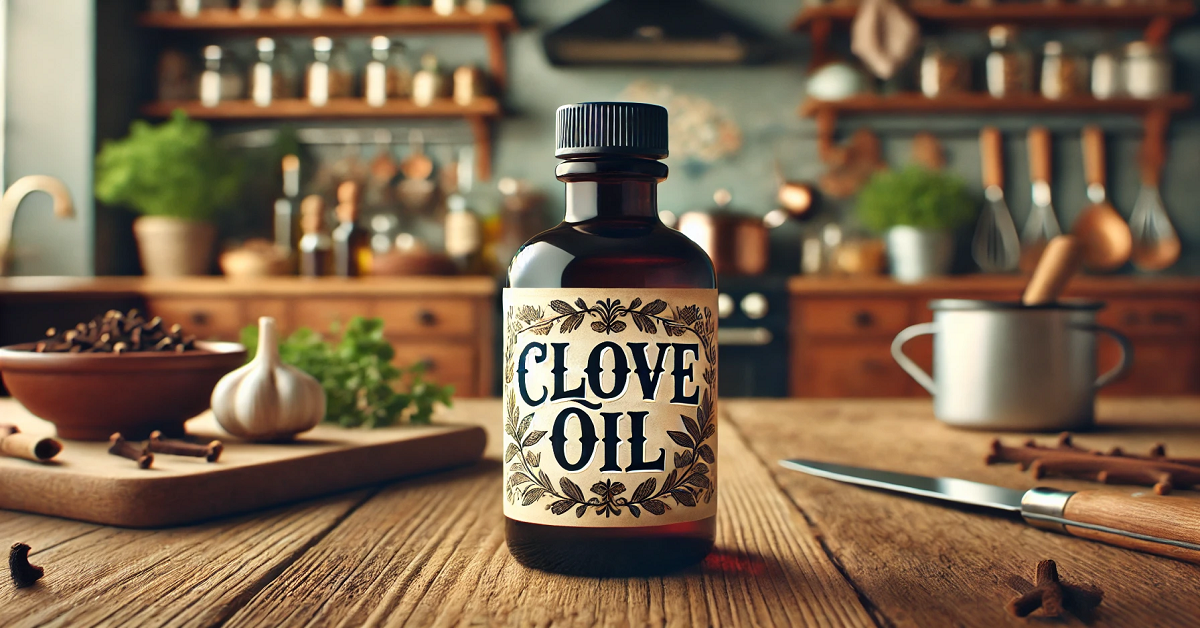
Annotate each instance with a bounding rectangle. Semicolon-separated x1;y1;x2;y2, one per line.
980;127;1003;189
1028;126;1051;184
1062;490;1200;564
1082;126;1106;187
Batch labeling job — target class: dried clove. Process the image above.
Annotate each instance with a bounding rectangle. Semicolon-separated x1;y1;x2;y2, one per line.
9;543;44;588
107;433;153;469
147;430;223;462
987;433;1200;495
31;309;198;354
1008;559;1102;619
0;425;63;463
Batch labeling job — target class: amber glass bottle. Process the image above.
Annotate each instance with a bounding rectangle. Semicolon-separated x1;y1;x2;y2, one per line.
504;103;717;576
332;181;372;277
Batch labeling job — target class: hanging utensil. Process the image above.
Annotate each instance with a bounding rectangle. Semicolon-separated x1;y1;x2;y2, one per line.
1022;235;1082;306
1130;111;1180;271
972;127;1020;273
1020;126;1062;272
399;129;434;182
1072;126;1131;272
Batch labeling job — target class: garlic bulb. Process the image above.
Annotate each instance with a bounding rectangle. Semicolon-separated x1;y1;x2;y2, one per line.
212;317;325;441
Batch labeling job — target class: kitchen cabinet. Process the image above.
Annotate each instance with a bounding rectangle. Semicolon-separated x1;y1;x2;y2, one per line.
789;276;1200;398
0;276;495;397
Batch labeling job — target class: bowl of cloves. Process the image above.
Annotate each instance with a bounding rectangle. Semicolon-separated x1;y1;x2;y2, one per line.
0;309;245;441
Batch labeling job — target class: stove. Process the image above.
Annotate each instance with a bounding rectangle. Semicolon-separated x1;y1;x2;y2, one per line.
716;275;790;397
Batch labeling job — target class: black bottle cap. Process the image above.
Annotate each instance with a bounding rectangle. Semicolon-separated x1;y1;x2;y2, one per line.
555;102;669;160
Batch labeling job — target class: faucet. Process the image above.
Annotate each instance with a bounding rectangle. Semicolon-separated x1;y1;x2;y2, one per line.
0;175;75;276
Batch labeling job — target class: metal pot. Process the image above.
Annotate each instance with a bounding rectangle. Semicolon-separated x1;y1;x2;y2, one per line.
891;299;1132;431
886;227;952;283
677;189;769;276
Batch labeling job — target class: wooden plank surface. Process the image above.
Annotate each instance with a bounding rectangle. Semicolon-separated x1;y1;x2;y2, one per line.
726;398;1200;628
0;405;486;527
3;398;1199;626
221;399;874;628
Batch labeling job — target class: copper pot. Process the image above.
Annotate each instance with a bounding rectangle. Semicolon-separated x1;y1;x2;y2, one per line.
678;190;769;275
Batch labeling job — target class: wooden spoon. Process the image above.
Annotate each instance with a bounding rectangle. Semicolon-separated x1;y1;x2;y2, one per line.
1072;126;1131;272
1022;235;1083;306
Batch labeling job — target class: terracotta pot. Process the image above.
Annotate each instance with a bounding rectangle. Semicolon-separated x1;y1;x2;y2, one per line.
0;341;246;440
133;216;217;277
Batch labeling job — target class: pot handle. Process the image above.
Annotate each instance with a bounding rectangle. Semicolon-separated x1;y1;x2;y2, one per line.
1088;325;1134;390
891;322;938;395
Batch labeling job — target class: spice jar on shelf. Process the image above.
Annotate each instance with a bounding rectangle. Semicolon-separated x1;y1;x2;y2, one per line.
178;0;231;18
363;36;414;107
985;25;1032;98
342;0;379;16
1040;41;1088;100
412;53;447;107
198;45;244;107
307;36;354;107
1124;41;1170;99
919;45;970;98
1091;48;1122;100
251;37;298;107
238;0;269;18
432;0;457;16
453;65;486;106
157;49;194;102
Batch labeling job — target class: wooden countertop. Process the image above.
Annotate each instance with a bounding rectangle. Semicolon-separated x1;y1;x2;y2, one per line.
789;274;1200;296
3;397;1199;626
0;276;497;298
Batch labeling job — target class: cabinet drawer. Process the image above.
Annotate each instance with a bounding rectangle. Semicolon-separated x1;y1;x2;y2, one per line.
375;298;476;337
391;341;478;397
145;298;243;340
1098;299;1200;337
292;299;373;332
800;299;911;337
1098;338;1199;396
794;341;912;398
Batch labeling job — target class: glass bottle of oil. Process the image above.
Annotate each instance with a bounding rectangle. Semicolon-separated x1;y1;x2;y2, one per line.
332;182;372;277
298;195;332;277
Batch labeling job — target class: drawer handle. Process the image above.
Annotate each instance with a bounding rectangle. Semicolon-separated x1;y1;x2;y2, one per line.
1150;311;1186;326
853;311;875;328
417;310;438;327
191;311;209;326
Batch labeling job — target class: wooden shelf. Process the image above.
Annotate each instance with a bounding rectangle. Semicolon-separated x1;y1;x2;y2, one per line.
791;3;1195;31
141;97;501;120
142;97;500;179
800;93;1194;117
138;5;517;33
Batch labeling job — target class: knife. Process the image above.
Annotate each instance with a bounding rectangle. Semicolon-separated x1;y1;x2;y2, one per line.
780;459;1200;564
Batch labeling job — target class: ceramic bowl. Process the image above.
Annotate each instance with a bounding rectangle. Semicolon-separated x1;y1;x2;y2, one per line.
0;342;245;441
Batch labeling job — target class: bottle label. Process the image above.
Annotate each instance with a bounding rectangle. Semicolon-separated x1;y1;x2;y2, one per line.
502;288;717;527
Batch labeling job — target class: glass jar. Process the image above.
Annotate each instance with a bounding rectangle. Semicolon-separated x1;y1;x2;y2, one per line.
1091;49;1121;100
452;65;485;105
198;45;244;107
1123;41;1170;99
251;37;298;107
238;0;271;18
432;0;457;16
178;0;231;18
411;53;447;107
307;36;353;107
363;36;414;107
157;49;195;102
342;0;379;16
985;25;1032;98
919;45;969;98
1040;41;1087;100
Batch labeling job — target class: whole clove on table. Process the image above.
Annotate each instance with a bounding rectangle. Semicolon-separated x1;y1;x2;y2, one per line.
9;543;44;588
148;431;223;462
108;433;153;469
987;432;1200;495
32;309;196;354
1008;559;1103;619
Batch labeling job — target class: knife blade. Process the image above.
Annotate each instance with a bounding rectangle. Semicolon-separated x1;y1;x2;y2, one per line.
780;458;1200;564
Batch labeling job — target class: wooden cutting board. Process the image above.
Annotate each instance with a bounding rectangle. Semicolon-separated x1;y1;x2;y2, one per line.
0;400;486;527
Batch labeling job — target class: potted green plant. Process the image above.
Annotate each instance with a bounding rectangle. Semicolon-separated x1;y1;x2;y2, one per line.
856;166;974;283
95;111;242;277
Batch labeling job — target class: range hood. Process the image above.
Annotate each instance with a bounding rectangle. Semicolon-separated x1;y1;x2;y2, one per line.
543;0;771;66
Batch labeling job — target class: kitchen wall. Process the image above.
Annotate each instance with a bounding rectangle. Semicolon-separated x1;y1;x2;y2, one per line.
494;0;1200;274
3;0;95;276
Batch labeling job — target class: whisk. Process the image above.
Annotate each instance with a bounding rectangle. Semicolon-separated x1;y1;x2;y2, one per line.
973;127;1020;273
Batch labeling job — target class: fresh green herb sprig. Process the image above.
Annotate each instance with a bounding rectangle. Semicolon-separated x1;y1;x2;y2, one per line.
240;316;454;427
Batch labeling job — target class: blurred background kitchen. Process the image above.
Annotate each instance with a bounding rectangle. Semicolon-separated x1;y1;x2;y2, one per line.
1;0;1198;399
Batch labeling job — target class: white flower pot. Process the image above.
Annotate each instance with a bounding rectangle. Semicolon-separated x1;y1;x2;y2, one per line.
885;226;953;283
133;216;216;277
